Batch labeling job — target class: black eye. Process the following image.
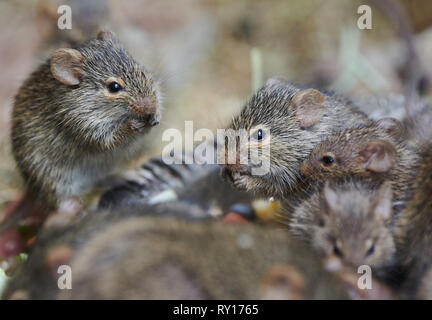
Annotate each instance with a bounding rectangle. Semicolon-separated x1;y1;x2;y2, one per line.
251;129;265;142
366;244;375;257
333;244;343;257
107;82;123;93
257;129;263;141
321;155;335;166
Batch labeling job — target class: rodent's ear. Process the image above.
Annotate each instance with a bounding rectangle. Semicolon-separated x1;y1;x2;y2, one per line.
50;49;83;85
375;117;404;140
290;89;325;129
359;140;396;173
321;182;338;214
372;182;393;220
97;30;117;41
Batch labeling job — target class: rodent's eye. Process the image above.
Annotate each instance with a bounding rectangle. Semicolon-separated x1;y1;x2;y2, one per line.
333;244;343;258
257;129;263;141
366;244;375;257
107;81;123;93
250;128;265;142
321;153;335;167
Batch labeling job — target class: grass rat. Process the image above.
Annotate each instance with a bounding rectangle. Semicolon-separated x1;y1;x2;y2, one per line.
11;30;161;211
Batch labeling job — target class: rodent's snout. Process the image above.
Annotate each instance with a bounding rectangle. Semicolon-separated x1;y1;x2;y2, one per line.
130;96;158;117
148;113;160;127
127;96;161;132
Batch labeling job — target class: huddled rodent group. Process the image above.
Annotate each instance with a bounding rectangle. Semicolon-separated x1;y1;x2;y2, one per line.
2;29;431;300
221;77;371;202
221;79;431;297
299;119;419;219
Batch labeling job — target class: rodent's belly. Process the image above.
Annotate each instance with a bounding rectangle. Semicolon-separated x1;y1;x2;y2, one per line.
58;162;113;199
57;136;147;199
69;165;109;196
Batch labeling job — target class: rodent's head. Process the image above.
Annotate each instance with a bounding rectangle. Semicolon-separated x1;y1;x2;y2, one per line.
220;78;328;196
312;182;395;268
300;118;403;183
49;30;161;149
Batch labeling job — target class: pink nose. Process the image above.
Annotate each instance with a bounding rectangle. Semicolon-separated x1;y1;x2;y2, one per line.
131;97;157;116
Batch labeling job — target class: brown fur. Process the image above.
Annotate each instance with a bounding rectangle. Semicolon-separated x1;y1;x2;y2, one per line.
394;147;432;298
414;265;432;299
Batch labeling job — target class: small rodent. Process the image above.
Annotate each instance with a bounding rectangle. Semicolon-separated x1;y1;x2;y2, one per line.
394;147;432;298
289;180;395;270
300;118;419;218
221;77;371;200
11;30;161;210
3;215;349;299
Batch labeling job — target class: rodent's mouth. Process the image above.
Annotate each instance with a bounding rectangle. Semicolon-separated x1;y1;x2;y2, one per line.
128;113;160;132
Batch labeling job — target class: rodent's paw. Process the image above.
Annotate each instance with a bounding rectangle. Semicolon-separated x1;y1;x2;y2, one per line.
220;167;248;190
129;118;152;133
128;111;161;133
220;166;233;183
232;172;248;190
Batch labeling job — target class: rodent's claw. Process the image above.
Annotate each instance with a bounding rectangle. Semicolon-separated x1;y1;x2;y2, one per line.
233;174;248;190
129;112;161;132
221;167;248;190
129;118;151;133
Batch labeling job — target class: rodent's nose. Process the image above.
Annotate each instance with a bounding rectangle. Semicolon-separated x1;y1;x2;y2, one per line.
148;113;160;127
131;97;157;116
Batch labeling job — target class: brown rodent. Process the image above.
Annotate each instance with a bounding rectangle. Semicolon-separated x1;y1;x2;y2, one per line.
220;78;371;201
394;147;432;298
3;215;349;299
289;180;396;271
11;30;161;211
300;118;419;218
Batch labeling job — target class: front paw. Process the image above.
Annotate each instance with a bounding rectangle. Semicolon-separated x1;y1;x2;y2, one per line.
129;118;151;133
220;166;234;183
220;167;248;190
232;172;248;190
